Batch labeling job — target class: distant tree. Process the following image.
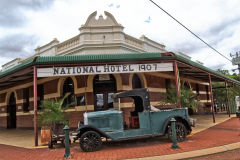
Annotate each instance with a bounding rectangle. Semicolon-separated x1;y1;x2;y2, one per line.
212;82;227;106
229;73;240;81
217;69;230;76
213;69;240;112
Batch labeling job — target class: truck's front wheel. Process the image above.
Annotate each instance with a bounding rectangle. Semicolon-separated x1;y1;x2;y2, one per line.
80;131;102;152
168;122;187;142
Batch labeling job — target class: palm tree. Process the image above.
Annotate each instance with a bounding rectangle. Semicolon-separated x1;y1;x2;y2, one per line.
38;93;73;128
162;85;200;114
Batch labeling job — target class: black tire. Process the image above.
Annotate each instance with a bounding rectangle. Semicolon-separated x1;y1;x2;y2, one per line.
168;122;187;142
80;131;102;152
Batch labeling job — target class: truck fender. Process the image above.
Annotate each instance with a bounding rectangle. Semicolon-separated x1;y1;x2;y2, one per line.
162;116;192;135
76;125;111;139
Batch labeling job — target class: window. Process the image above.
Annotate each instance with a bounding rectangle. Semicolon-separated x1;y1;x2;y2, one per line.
165;78;171;100
96;93;104;110
63;77;75;107
165;78;171;91
184;82;190;90
205;85;209;100
23;88;29;112
76;96;85;106
196;84;200;100
37;84;44;110
132;74;142;89
107;92;114;108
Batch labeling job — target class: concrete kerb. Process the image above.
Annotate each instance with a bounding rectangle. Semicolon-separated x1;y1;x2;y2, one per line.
127;142;240;160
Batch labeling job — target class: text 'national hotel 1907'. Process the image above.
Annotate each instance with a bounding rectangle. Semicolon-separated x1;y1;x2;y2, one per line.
37;63;173;77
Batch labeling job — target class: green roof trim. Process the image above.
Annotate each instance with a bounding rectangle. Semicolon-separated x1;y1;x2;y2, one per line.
0;52;239;84
35;52;163;64
0;58;35;78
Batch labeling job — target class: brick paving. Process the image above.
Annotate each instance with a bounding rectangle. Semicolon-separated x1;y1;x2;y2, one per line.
0;117;239;160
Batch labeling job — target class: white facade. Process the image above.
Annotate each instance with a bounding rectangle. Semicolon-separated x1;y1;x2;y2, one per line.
52;11;166;56
2;58;22;71
2;11;192;71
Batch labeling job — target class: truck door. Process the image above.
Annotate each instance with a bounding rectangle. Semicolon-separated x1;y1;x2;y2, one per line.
139;111;151;130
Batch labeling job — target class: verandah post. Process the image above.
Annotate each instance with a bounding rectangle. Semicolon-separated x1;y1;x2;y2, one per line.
208;74;215;123
33;66;38;146
174;61;181;108
225;81;231;117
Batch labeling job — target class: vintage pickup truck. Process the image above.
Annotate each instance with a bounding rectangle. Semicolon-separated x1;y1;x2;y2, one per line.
74;88;192;152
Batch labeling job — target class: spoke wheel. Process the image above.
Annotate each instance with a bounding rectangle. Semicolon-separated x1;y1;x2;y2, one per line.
80;131;102;152
168;122;187;142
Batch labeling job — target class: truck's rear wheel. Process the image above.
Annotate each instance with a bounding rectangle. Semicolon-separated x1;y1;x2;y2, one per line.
168;122;187;142
80;131;102;152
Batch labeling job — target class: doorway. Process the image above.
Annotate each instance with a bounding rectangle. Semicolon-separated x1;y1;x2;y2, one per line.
93;74;116;111
7;92;16;129
132;74;142;89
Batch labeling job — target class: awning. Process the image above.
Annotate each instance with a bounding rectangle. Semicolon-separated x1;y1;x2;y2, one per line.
0;52;239;88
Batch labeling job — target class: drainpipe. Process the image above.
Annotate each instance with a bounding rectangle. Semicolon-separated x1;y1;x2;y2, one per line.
174;61;181;108
208;74;215;123
225;81;231;117
33;66;38;146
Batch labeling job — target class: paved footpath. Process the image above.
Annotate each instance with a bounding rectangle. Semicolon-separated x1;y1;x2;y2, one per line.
0;117;239;160
185;148;240;160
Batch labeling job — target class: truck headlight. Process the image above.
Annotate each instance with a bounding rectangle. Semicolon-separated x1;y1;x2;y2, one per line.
189;118;196;127
83;112;88;125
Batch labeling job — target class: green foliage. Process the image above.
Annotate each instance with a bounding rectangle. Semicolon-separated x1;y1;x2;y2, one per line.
163;85;199;112
214;69;240;107
37;93;73;128
165;86;178;105
216;69;230;76
229;73;240;81
213;82;239;106
212;82;226;106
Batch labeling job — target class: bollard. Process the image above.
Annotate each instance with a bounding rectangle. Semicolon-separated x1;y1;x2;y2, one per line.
63;125;71;159
170;118;179;149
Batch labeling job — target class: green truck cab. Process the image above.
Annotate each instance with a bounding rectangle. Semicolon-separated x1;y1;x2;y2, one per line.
75;88;192;152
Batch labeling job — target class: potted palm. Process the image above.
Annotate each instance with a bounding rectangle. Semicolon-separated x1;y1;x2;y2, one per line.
38;93;72;145
162;85;200;114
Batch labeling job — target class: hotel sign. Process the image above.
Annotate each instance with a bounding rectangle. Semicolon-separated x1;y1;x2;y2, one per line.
37;63;173;77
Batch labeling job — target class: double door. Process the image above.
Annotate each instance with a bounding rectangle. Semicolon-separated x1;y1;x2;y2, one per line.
93;75;116;111
95;92;115;111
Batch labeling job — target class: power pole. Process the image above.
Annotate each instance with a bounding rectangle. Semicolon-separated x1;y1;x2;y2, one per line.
230;52;240;75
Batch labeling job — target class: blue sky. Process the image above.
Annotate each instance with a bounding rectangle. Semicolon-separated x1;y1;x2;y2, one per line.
0;0;240;72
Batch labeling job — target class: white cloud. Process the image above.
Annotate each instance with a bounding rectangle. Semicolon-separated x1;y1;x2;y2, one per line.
1;0;240;72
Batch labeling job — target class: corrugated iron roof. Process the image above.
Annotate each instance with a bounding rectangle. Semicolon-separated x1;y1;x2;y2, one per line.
0;52;239;84
173;53;238;83
35;52;163;64
0;58;35;78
